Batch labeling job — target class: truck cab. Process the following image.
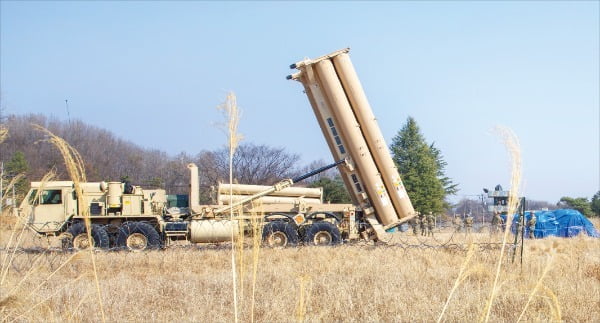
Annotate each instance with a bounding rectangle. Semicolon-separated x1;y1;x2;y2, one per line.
20;181;77;234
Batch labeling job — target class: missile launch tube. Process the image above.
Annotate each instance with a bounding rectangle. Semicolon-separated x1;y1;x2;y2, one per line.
314;60;399;226
297;68;360;205
219;184;322;199
332;53;415;220
218;195;322;205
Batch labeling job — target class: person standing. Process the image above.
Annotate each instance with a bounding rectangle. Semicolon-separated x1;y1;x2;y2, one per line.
420;212;427;236
426;212;435;237
527;211;537;239
491;211;503;233
464;214;474;234
454;216;463;232
410;215;420;236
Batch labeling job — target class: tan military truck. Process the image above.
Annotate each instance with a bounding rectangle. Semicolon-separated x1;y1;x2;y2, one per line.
18;161;355;250
16;48;416;250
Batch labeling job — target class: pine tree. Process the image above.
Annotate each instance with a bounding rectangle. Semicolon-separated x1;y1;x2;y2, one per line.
430;142;459;209
429;143;458;194
559;196;593;217
4;151;30;200
390;117;456;214
309;176;351;203
591;191;600;217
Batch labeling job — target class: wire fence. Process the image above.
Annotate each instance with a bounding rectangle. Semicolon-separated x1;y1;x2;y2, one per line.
0;223;515;256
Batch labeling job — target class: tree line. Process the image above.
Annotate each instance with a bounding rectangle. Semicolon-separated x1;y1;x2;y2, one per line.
1;114;310;203
1;113;459;212
4;113;595;217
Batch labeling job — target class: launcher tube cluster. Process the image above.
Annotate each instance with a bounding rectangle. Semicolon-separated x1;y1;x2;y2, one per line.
289;48;416;228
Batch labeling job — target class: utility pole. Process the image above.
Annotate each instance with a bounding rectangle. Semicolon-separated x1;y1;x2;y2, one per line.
65;99;71;126
480;193;485;225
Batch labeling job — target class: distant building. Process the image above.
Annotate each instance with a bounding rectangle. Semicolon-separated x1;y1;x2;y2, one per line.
485;184;510;214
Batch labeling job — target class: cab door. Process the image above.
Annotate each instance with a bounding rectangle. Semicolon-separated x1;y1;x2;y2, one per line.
31;188;68;233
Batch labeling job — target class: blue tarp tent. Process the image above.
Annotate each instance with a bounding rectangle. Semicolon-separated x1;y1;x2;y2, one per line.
508;209;599;238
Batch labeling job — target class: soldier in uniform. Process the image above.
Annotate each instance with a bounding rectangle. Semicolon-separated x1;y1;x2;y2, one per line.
426;212;435;237
464;214;474;234
527;211;537;239
515;216;522;237
410;214;420;236
420;212;427;236
454;216;463;232
491;211;502;233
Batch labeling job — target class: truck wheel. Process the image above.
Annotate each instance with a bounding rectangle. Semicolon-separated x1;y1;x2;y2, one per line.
262;221;298;247
304;222;341;246
116;222;162;251
68;223;110;250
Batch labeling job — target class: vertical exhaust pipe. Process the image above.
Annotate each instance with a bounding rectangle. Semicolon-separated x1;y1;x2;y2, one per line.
187;163;202;214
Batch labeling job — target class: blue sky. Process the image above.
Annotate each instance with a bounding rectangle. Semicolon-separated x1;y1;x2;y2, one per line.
1;1;598;203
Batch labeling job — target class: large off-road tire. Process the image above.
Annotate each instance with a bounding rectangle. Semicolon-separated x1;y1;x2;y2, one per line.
262;221;298;247
116;222;162;251
303;222;342;246
68;222;110;250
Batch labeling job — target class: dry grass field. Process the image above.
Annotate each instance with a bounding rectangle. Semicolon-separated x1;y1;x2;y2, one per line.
1;216;599;322
1;124;598;322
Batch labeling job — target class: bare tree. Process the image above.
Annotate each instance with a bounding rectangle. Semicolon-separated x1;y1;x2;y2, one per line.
453;197;487;221
195;143;301;186
2;114;311;205
527;199;557;211
1;114;172;185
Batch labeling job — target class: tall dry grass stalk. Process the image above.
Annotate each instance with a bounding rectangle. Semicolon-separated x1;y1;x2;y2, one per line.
0;125;7;143
216;93;266;322
217;92;243;323
295;274;313;322
437;243;476;322
0;168;69;319
516;251;555;322
1;228;598;321
0;174;24;207
9;251;84;320
31;124;106;322
0;170;55;288
249;200;264;323
540;284;562;321
236;209;245;302
13;273;86;321
481;126;522;323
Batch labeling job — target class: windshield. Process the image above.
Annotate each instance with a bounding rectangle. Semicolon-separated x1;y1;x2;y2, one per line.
28;189;63;205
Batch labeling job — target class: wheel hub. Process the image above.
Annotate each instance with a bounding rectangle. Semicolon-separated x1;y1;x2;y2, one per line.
126;233;148;251
267;232;288;247
313;231;332;245
73;233;92;250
